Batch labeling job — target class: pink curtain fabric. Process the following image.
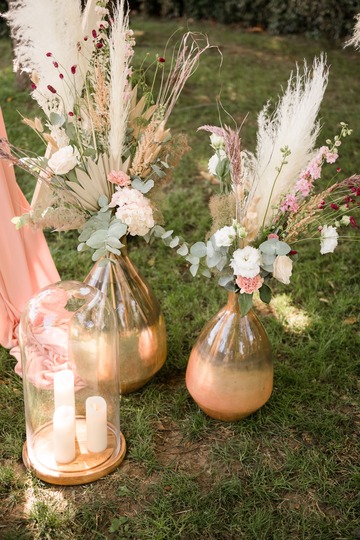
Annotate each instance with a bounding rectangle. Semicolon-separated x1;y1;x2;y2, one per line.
0;108;60;368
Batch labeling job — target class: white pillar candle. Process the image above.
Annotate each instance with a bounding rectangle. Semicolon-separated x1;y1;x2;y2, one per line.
86;396;107;453
54;369;75;410
53;405;76;464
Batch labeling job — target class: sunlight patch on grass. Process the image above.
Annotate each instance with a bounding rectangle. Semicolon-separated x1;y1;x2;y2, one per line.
271;294;311;333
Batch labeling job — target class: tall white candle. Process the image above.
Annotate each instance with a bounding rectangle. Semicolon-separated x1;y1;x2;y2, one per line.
86;396;107;453
54;369;75;410
53;405;76;464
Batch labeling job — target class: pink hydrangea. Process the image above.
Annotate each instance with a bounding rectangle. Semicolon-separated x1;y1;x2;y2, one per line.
280;194;299;214
107;170;131;187
236;274;264;295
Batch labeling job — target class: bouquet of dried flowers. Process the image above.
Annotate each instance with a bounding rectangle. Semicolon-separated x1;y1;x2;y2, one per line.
0;0;210;261
163;56;359;315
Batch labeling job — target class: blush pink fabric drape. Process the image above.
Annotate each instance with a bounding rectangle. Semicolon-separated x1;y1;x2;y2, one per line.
0;108;60;368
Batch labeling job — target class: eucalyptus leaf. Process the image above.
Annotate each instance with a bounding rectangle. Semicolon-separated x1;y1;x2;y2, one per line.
92;247;107;261
239;293;253;317
177;244;188;256
131;177;154;193
98;195;109;208
218;274;234;287
169;236;179;248
50;112;65;126
259;240;277;255
106;236;122;249
206;251;222;268
106;245;121;255
186;254;200;265
151;164;165;178
190;242;207;258
161;230;173;239
202;268;212;278
153;225;166;237
275;241;291;255
261;253;276;265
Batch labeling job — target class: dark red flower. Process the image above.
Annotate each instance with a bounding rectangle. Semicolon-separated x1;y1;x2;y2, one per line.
71;65;77;74
158;57;165;63
47;85;57;94
92;29;97;38
84;36;88;41
336;167;341;173
350;216;357;228
59;73;64;79
68;111;74;117
53;61;59;68
46;52;52;57
330;203;339;210
31;83;37;90
318;200;325;209
289;250;298;256
96;42;103;49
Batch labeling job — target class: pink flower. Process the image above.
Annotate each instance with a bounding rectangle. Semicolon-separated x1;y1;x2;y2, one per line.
295;176;312;196
325;151;338;164
280;194;299;214
268;233;279;240
236;274;264;295
107;170;131;187
307;159;322;180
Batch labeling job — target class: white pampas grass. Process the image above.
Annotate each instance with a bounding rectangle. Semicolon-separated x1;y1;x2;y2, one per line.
108;0;131;169
345;14;360;49
3;0;97;116
248;55;329;235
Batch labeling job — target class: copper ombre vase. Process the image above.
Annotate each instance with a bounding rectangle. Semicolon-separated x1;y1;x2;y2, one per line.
186;292;273;421
84;247;167;394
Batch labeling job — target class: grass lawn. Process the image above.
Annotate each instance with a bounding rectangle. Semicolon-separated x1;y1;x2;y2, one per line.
0;15;360;540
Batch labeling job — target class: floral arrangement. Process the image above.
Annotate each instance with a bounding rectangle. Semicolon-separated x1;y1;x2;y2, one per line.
0;0;210;261
162;56;359;315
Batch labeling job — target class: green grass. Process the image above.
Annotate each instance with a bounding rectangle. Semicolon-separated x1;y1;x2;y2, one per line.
1;15;360;540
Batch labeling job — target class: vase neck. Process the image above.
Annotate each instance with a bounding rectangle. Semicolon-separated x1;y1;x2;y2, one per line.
226;291;241;313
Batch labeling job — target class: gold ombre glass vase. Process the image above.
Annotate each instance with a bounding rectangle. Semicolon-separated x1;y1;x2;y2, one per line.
84;244;167;394
186;292;273;421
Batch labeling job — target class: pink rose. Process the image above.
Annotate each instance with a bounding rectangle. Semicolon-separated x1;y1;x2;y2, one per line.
107;170;131;187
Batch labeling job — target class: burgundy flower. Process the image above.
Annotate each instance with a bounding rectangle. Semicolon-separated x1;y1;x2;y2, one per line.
53;61;59;68
350;216;357;228
158;57;165;63
31;83;37;90
84;36;88;41
68;111;74;117
59;73;64;79
96;42;103;49
46;52;52;57
318;200;325;209
71;65;77;74
336;167;341;173
289;250;298;256
47;85;57;94
330;203;339;210
92;29;97;38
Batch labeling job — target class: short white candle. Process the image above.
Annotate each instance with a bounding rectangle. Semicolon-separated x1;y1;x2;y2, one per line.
86;396;107;453
53;405;76;464
54;369;75;410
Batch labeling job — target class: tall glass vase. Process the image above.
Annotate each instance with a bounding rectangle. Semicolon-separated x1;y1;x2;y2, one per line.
84;244;167;394
186;292;273;421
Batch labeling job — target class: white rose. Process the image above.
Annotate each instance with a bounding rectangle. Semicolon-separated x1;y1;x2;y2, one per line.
210;133;225;150
320;225;338;254
273;255;293;284
208;149;226;176
214;225;236;247
230;246;261;278
48;145;79;175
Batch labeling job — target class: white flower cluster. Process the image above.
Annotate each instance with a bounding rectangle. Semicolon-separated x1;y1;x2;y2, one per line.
109;187;155;237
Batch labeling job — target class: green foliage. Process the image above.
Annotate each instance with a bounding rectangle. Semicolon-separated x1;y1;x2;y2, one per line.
140;0;359;39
